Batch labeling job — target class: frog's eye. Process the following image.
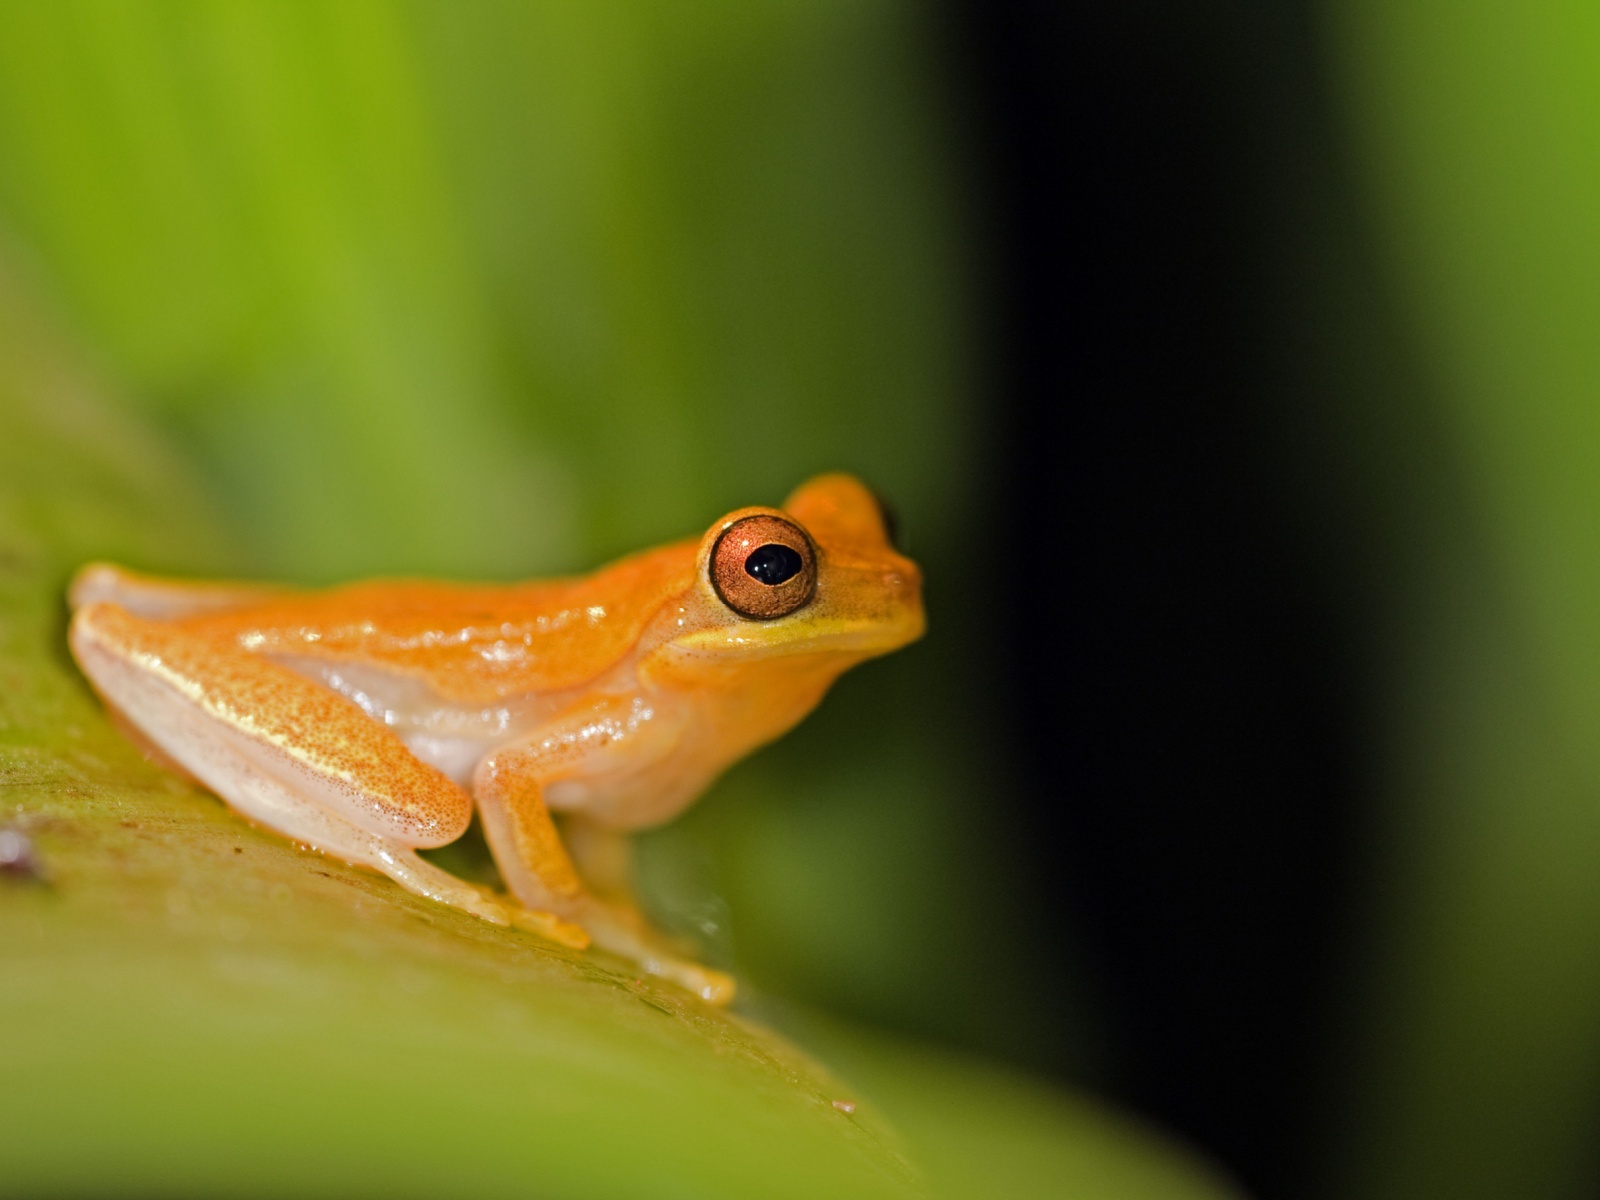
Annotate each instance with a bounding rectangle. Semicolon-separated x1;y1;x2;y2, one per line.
710;514;818;620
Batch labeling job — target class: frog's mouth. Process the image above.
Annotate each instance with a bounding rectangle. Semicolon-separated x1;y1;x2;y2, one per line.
666;601;926;663
802;606;927;655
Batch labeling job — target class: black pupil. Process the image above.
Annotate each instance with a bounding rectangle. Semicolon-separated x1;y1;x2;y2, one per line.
744;543;803;586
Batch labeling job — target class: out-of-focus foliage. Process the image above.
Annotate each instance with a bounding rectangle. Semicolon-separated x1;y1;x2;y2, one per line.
1322;2;1600;1197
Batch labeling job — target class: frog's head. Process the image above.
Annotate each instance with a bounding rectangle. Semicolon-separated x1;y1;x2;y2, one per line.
652;474;924;679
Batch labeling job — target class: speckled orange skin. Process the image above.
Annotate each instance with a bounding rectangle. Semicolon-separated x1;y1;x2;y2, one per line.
68;475;923;1003
172;546;699;705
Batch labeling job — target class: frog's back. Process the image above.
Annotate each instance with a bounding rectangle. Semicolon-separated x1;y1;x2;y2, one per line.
178;542;698;703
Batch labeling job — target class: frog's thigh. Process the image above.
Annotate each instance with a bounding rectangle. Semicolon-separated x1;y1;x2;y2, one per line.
70;602;510;926
70;562;282;619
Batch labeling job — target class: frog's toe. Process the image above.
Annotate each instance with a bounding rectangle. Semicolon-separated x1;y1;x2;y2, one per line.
509;905;591;949
674;963;736;1006
576;904;737;1004
622;944;736;1004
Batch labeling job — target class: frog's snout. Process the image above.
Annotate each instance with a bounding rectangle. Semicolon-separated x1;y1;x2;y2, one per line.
875;559;926;647
887;562;921;597
884;566;921;612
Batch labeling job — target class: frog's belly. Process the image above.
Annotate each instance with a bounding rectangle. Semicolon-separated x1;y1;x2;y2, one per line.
272;655;568;786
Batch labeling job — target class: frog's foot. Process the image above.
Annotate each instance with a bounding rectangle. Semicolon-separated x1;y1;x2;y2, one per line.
370;844;515;926
318;848;588;950
288;841;589;950
384;858;588;949
506;904;591;950
572;899;736;1005
231;799;589;950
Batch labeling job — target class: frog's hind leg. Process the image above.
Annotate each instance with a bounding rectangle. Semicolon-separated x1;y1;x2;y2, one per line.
69;562;285;620
69;602;586;948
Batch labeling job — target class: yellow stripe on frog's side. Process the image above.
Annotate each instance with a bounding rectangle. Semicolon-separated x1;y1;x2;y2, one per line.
72;602;474;846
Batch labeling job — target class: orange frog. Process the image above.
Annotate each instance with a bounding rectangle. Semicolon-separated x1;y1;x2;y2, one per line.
68;475;923;1003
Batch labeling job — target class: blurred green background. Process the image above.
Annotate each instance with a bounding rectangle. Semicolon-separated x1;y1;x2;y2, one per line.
3;1;1600;1198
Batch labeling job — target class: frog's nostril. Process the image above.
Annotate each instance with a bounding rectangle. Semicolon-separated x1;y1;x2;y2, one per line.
884;569;920;599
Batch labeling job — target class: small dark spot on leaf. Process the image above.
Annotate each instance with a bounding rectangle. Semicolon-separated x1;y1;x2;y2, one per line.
233;846;243;854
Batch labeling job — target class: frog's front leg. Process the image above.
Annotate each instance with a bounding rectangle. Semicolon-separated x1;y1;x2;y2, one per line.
69;602;586;948
474;696;735;1004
